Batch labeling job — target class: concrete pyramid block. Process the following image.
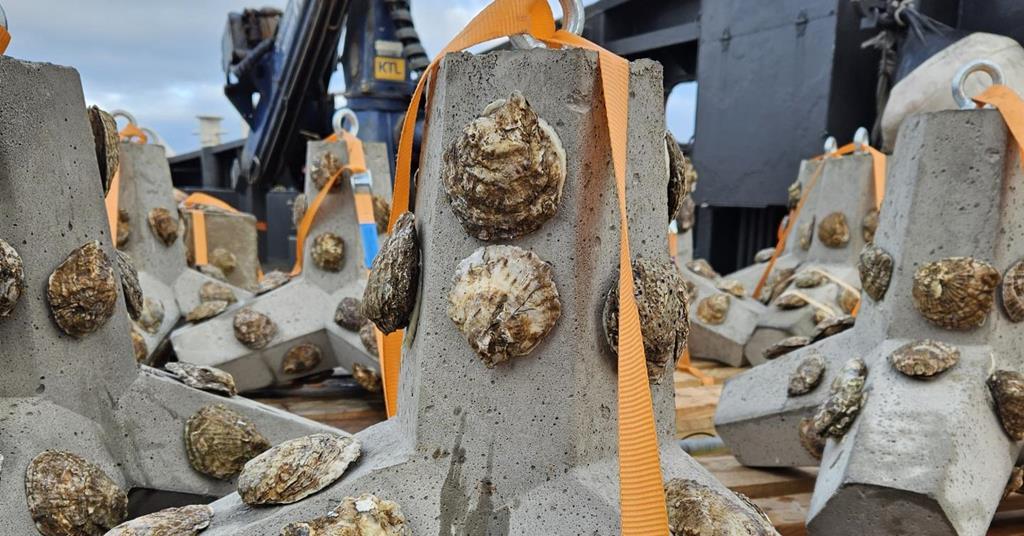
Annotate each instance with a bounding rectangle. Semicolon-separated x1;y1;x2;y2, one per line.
182;206;261;292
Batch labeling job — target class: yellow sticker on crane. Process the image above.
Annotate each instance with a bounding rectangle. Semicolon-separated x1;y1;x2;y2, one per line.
374;56;406;81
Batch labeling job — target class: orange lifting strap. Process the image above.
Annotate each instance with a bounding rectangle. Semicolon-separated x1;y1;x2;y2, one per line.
0;27;10;55
119;123;148;144
384;0;670;532
975;85;1024;163
104;170;121;240
181;193;240;267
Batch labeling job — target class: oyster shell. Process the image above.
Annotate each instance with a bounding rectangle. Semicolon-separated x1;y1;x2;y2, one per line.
798;217;815;251
798;416;826;460
137;298;164;334
233;308;277;349
787;180;801;211
989;370;1024;440
766;267;796;303
763;336;811;360
665;478;775;536
311;232;345;272
812;314;854;342
104;504;213;536
114;250;144;321
116;209;131;248
280;494;411;536
238;433;361;505
715;278;746;298
292;193;308;228
88;106;119;196
754;247;775;264
686;258;719;280
811;358;867;438
359;321;379;356
911;257;1000;330
131;328;147;363
862;208;879;243
681;278;698;307
858;244;893;301
334;297;365;331
441;91;566;240
677;196;696;233
353;363;382;393
198;263;228;282
788;355;826;396
199;281;237;304
774;292;807;310
889;340;959;378
836;286;859;315
147;208;179;246
0;238;25;318
26;450;127;536
1001;260;1024;322
47;241;118;338
362;212;419;334
312;151;343;191
185;404;269;479
817;212;850;248
793;270;825;289
210;247;237;275
186;300;229;323
282;343;323;375
696;294;730;325
448;245;561;368
166;361;238;397
666;131;697;222
1006;467;1024;499
258;270;292;294
374;194;391;235
603;257;690;383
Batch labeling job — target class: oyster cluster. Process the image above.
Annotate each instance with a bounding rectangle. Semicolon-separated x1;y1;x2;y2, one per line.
88;105;120;196
312;151;344;191
334;297;365;331
858;244;893;301
788;354;826;396
233;307;278;349
889;340;959;378
664;479;775;536
911;256;999;330
353;363;382;393
104;504;213;536
817;212;850;248
114;250;144;321
0;238;25;318
258;270;292;294
441;91;566;241
26;450;128;536
311;232;345;272
282;343;323;374
199;281;237;304
696;294;730;325
166;361;238;397
47;241;118;338
185;404;270;479
147;207;179;246
798;217;815;251
137;297;164;334
362;212;419;334
686;258;719;280
1001;260;1024;322
762;336;810;360
238;433;360;505
281;494;411;536
666;131;697;222
809;358;867;438
989;370;1024;440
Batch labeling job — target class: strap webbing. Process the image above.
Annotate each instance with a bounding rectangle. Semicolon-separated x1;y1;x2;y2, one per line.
104;170;121;240
0;27;10;55
975;85;1024;166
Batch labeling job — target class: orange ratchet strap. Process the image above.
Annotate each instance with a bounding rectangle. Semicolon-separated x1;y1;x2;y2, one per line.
104;170;121;239
119;123;148;144
0;27;10;55
974;85;1024;165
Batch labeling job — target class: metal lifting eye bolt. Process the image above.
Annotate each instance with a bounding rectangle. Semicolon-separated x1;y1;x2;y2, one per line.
952;60;1005;110
110;109;139;127
333;108;359;137
0;4;8;31
853;127;869;153
510;0;584;49
823;136;837;155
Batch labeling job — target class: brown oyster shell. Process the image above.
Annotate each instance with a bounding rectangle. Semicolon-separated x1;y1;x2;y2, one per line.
666;131;697;222
185;404;269;479
686;258;719;280
198;263;228;282
362;212;419;334
765;267;796;304
817;212;850;248
353;363;383;393
147;208;179;246
104;504;213;536
989;370;1024;440
166;361;238;397
88;106;120;197
238;433;361;505
441;91;566;241
858;244;893;301
114;250;144;321
799;416;826;460
233;307;277;349
715;278;746;298
0;238;25;318
185;300;229;323
911;257;1000;330
137;298;164;334
763;336;811;360
131;328;147;363
798;217;815;251
359;321;379;356
47;241;118;338
292;193;308;228
665;478;775;536
282;343;323;375
373;194;392;235
603;257;690;383
448;245;561;368
754;247;775;264
788;354;826;396
1001;260;1024;322
1006;467;1024;499
889;340;959;378
787;180;801;211
774;292;807;310
812;314;855;342
696;294;730;325
281;494;411;536
26;450;127;536
811;358;867;438
210;247;237;275
199;281;237;304
812;308;830;325
793;270;826;289
312;151;344;191
836;286;859;315
862;208;879;243
257;270;292;294
116;209;131;248
334;297;365;331
311;232;345;272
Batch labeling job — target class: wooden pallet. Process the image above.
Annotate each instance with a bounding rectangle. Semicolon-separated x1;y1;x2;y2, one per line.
674;358;746;439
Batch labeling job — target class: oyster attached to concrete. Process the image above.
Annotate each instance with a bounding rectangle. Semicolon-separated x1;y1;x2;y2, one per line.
812;314;854;342
715;278;746;298
858;244;893;301
836;286;859;315
793;270;825;289
88;105;120;196
911;256;1000;330
186;300;229;323
47;241;118;338
677;196;696;233
788;354;826;396
104;504;213;536
786;180;801;211
353;363;383;393
1007;467;1024;499
448;245;561;368
137;297;164;334
334;297;365;331
811;357;867;438
210;247;237;275
185;404;270;479
233;307;277;349
773;292;807;310
1001;260;1024;322
199;281;237;304
166;361;238;397
665;478;775;536
862;208;879;243
312;151;344;191
280;494;411;536
817;212;850;248
666;131;697;222
26;450;127;536
238;433;360;505
362;212;419;334
989;370;1024;440
147;207;179;246
766;267;796;304
686;258;719;280
131;328;148;363
374;194;392;235
198;263;228;282
441;91;566;240
798;217;815;251
0;238;25;318
763;336;811;360
257;270;292;294
292;193;308;228
603;257;690;383
114;250;144;321
116;209;131;248
696;294;730;325
799;416;826;460
311;232;345;272
754;247;775;264
359;321;379;356
282;343;323;375
889;340;959;378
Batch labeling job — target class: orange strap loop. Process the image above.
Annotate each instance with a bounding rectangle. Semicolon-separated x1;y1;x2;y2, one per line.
104;169;121;240
0;27;10;55
182;192;240;213
974;85;1024;165
118;123;148;144
385;1;669;532
676;348;714;386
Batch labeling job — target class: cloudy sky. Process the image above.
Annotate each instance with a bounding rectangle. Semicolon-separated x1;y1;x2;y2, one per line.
5;0;695;154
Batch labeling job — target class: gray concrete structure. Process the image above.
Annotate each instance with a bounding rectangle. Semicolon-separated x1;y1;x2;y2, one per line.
0;56;341;531
197;49;758;535
170;140;392;392
182;207;261;291
716;109;1024;535
683;272;765;367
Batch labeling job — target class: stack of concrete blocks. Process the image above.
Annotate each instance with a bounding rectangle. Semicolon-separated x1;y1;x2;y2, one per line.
716;109;1024;535
117;143;254;360
170;140;392;392
0;56;341;530
182;206;261;291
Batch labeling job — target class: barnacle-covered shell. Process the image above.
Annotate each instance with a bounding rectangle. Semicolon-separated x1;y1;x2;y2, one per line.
1006;466;1024;499
811;358;867;438
167;361;238;397
817;212;850;248
257;270;291;294
686;258;719;280
787;180;801;211
198;263;227;282
88;106;119;196
665;478;775;536
449;245;560;368
292;193;308;228
754;247;775;264
147;208;179;246
104;504;213;536
988;370;1024;440
812;314;854;341
131;328;147;363
862;208;879;243
311;232;345;272
233;308;277;349
26;450;127;536
603;257;690;383
47;241;118;338
441;91;566;240
185;404;269;479
238;433;360;505
210;247;237;275
715;278;746;298
353;364;383;393
788;355;826;396
312;151;343;191
1001;260;1024;322
763;336;811;360
359;321;379;355
798;217;815;251
681;278;698;307
836;286;859;315
373;195;391;235
0;238;25;318
766;267;796;303
199;281;237;304
889;340;959;378
280;494;411;536
666;131;697;222
362;212;419;334
798;416;825;460
858;244;893;301
793;270;826;289
911;257;1000;330
334;297;365;331
116;209;131;248
677;196;696;233
185;300;229;323
774;292;807;310
282;343;323;375
114;250;143;321
696;294;730;325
